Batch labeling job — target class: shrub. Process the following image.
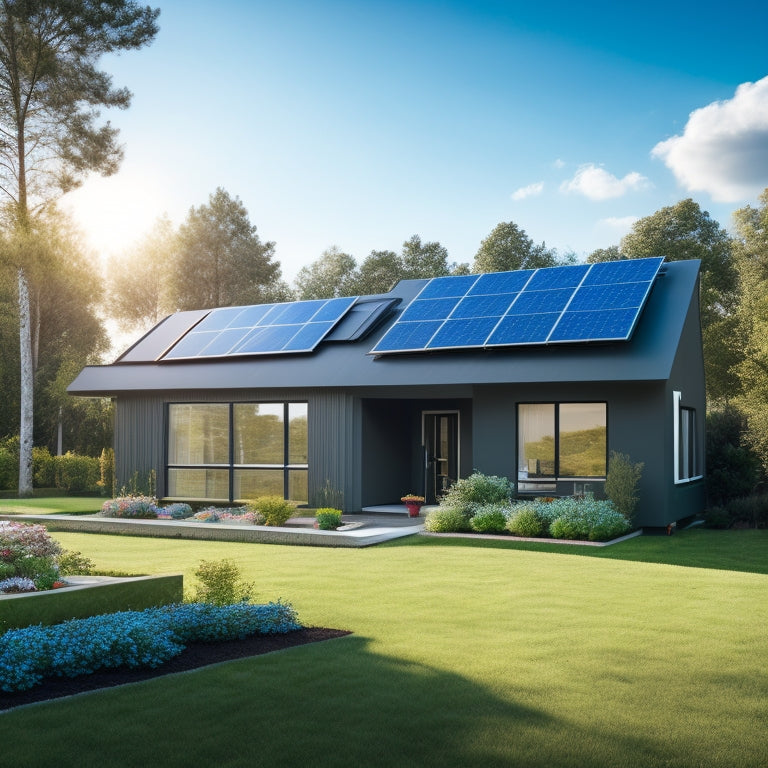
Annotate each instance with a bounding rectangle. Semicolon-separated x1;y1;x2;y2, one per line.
424;506;471;533
190;559;254;605
0;447;16;491
604;451;644;524
726;494;768;528
315;508;343;530
99;496;159;519
156;502;194;519
546;498;630;541
99;447;116;497
33;447;56;488
440;472;513;517
249;496;294;526
57;550;95;575
54;452;101;493
310;480;344;510
0;522;63;589
469;503;510;533
507;505;548;537
706;406;763;507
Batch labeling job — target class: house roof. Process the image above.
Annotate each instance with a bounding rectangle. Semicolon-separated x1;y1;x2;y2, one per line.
68;259;701;396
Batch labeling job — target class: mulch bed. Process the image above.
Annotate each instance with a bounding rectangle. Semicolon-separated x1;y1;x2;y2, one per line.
0;627;350;712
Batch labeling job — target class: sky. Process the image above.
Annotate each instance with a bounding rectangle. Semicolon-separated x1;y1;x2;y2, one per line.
61;0;768;284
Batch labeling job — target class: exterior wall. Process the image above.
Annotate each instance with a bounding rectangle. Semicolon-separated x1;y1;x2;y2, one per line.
471;380;675;527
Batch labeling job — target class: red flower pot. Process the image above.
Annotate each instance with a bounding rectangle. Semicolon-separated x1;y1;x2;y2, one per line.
405;502;422;517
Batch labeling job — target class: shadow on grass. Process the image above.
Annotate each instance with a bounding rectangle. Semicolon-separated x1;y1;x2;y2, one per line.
389;527;768;575
0;634;721;768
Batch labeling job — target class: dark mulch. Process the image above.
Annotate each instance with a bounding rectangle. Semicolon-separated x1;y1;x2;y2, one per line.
0;627;350;712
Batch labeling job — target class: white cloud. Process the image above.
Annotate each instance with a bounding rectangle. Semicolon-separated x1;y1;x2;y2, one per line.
652;76;768;202
552;158;565;169
511;181;544;200
560;164;651;200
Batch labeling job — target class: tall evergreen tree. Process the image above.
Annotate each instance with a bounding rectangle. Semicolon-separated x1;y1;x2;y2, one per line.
0;0;159;494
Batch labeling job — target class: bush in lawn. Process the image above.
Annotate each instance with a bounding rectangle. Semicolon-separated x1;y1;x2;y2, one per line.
507;504;548;537
249;496;294;526
315;508;343;530
440;472;513;518
0;602;302;692
190;559;254;605
424;506;471;532
702;506;731;529
100;496;159;519
469;503;510;533
604;451;644;525
57;550;95;575
33;446;56;488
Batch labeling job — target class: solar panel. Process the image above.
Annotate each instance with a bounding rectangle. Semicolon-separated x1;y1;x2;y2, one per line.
162;296;357;360
369;257;663;355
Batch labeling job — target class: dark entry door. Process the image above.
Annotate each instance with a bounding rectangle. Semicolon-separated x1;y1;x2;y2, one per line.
423;411;459;504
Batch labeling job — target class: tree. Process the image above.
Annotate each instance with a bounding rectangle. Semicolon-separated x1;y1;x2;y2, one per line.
472;221;560;273
732;189;768;465
293;246;356;300
170;188;287;310
347;249;401;295
587;245;623;263
0;0;159;494
106;215;177;333
618;199;739;405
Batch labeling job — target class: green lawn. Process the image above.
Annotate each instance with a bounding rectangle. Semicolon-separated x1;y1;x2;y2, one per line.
0;496;103;515
1;527;766;768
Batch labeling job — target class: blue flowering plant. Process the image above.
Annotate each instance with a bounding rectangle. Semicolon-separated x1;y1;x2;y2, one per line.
0;600;302;693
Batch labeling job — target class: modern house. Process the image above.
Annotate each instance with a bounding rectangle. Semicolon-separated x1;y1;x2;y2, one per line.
68;257;706;529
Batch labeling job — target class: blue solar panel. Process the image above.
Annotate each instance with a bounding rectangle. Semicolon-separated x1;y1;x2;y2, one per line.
400;297;461;322
371;320;443;352
506;288;573;315
468;271;533;295
418;274;479;299
549;308;639;342
369;257;664;355
487;313;560;346
163;296;357;359
427;316;500;348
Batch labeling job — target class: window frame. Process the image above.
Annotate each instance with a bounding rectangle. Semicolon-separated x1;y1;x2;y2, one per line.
165;401;308;502
516;401;608;493
673;391;702;484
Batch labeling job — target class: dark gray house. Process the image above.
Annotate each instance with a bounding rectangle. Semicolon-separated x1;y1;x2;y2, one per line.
69;257;705;529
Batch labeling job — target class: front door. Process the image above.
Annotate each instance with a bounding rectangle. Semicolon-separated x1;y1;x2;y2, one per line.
422;411;459;504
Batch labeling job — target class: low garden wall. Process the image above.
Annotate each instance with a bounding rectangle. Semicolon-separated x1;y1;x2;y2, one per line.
0;574;183;630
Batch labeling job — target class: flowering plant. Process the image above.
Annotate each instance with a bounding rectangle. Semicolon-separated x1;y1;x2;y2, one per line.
401;494;425;504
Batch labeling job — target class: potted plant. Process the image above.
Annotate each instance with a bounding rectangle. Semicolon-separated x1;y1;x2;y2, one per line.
401;494;425;517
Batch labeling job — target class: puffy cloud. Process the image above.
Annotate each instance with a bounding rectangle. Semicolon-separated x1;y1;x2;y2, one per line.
560;164;651;200
511;181;544;200
652;76;768;202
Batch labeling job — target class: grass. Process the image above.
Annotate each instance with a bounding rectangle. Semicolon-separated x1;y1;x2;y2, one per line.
0;524;766;767
0;496;104;515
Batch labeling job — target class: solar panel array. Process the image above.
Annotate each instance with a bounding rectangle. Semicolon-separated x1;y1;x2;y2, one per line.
370;257;664;355
162;296;357;360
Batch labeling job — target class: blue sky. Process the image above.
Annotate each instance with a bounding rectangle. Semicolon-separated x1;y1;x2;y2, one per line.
62;0;768;283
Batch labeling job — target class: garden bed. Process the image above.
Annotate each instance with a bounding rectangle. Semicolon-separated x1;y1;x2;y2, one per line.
0;574;183;629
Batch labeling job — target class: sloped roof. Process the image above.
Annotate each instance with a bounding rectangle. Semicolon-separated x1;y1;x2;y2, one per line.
68;259;701;396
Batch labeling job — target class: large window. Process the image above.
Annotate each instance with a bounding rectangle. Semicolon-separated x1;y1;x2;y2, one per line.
517;402;607;492
673;391;701;483
167;402;308;502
